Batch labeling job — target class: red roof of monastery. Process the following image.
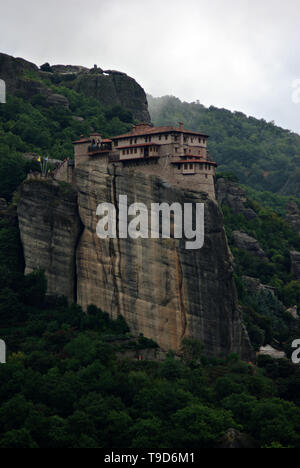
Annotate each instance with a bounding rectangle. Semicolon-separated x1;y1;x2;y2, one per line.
111;124;209;139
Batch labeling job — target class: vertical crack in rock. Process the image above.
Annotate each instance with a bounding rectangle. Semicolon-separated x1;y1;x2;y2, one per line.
109;165;123;317
175;246;187;341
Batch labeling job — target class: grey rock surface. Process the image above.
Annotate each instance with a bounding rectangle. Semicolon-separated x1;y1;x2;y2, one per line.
17;179;82;303
232;231;267;259
290;250;300;280
18;165;253;360
216;178;257;220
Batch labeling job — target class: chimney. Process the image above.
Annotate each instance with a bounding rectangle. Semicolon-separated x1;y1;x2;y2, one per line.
179;122;184;131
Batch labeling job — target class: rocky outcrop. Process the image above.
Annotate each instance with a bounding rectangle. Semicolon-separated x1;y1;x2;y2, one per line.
18;164;253;360
286;201;300;236
258;345;286;360
17;178;82;303
46;93;69;108
50;64;89;74
232;231;266;259
218;428;259;449
0;198;8;211
242;276;276;296
290;250;300;280
72;73;150;122
0;52;42;97
216;178;257;220
0;52;150;122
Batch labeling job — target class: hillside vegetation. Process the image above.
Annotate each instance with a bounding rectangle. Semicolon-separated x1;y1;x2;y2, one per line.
0;64;299;448
148;95;300;196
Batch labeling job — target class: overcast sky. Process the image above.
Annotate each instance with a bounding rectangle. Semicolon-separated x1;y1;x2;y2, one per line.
1;0;300;133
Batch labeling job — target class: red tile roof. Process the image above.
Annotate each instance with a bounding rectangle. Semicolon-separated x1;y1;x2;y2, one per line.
111;125;209;139
72;137;91;145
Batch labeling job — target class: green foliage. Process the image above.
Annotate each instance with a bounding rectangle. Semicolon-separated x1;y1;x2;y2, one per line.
148;95;300;195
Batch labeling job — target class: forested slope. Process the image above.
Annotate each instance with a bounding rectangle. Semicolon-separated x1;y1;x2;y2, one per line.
148;95;300;196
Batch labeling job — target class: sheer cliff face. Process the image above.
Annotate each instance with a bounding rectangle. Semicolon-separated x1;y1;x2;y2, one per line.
17;179;82;304
18;166;252;359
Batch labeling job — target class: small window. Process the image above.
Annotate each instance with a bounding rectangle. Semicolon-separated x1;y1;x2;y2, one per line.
134;148;137;154
149;136;152;142
114;141;119;147
130;149;133;154
135;138;137;144
189;163;193;169
159;135;162;141
165;135;168;140
184;163;188;170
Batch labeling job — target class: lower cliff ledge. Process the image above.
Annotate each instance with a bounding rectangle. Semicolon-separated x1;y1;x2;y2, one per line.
17;166;253;360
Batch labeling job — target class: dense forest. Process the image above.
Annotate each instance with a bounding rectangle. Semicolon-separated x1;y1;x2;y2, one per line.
0;219;300;448
0;70;300;447
148;95;300;196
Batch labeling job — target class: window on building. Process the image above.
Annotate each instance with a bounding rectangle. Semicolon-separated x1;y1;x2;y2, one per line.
130;139;133;145
114;141;118;147
159;135;162;141
149;136;152;142
174;136;178;142
135;138;137;144
134;148;137;154
189;163;194;170
165;135;168;140
184;163;188;170
191;138;194;143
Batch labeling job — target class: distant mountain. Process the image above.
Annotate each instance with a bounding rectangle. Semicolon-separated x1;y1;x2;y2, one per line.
148;95;300;196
